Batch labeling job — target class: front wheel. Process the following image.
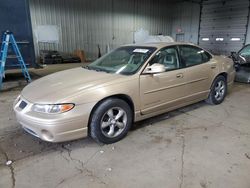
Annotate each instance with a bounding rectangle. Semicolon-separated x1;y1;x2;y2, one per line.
206;75;227;105
90;98;133;144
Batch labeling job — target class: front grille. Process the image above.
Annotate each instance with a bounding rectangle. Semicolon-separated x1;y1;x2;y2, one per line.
19;101;27;109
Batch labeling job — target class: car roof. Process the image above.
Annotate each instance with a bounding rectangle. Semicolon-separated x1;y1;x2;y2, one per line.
121;42;214;56
122;42;195;49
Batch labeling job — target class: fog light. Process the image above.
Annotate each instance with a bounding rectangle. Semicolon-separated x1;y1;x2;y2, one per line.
41;130;54;141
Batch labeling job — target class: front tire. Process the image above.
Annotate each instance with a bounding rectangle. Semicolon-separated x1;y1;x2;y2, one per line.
90;98;133;144
206;75;227;105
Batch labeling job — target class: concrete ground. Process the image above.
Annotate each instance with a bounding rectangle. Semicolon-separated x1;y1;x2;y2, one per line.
0;63;250;188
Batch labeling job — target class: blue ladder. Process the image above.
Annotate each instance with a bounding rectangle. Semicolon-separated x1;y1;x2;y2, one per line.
0;31;32;90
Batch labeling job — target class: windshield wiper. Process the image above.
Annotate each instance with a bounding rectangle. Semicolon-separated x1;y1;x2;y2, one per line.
94;68;111;73
83;66;110;73
83;65;91;70
94;68;103;72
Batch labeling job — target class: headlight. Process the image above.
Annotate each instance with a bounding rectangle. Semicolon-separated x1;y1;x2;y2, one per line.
32;103;75;114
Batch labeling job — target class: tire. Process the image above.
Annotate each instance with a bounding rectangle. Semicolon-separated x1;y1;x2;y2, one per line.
206;75;227;105
90;98;133;144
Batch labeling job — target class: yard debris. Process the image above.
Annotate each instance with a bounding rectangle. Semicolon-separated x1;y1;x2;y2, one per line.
6;160;12;166
106;167;112;172
245;153;250;160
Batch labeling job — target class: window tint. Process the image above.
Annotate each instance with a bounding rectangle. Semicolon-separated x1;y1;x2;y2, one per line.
179;45;211;67
149;47;180;71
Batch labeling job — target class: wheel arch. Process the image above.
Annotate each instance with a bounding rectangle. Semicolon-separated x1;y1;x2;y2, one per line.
210;72;228;89
217;72;228;81
87;94;135;135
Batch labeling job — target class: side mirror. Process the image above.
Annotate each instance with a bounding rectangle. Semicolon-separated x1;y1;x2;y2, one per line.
144;63;165;74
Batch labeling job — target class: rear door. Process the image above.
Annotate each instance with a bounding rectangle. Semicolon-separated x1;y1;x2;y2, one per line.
139;46;187;115
178;45;216;100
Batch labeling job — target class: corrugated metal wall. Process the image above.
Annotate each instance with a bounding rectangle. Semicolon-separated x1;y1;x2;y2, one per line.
171;2;200;44
29;0;173;60
199;0;250;55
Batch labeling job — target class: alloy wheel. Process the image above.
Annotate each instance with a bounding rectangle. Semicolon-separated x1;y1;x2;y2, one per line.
214;80;226;101
100;107;128;138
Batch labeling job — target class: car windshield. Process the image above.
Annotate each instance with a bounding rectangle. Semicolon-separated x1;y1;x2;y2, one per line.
239;45;250;56
85;46;156;75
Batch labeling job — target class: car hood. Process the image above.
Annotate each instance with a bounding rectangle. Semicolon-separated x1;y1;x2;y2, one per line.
21;67;124;104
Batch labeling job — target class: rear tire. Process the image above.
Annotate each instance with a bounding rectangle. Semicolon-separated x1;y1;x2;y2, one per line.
90;98;132;144
206;75;227;105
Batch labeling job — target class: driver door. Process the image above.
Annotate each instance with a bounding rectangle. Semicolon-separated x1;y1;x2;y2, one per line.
139;46;187;115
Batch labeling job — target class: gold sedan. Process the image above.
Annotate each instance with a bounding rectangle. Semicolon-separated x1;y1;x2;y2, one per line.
13;42;235;144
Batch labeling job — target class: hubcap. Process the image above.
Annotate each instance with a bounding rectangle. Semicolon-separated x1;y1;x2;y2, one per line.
100;107;128;138
214;80;225;101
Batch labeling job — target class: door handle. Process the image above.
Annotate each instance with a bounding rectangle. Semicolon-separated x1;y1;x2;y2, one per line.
176;73;183;78
211;65;217;69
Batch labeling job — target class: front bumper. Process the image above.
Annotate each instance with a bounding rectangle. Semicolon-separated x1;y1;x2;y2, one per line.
13;97;95;142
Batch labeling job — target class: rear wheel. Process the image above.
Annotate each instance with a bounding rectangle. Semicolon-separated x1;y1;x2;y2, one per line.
90;98;132;144
206;75;227;105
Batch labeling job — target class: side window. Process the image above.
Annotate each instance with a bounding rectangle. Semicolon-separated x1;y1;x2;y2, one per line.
202;51;211;62
179;45;211;67
149;47;180;71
